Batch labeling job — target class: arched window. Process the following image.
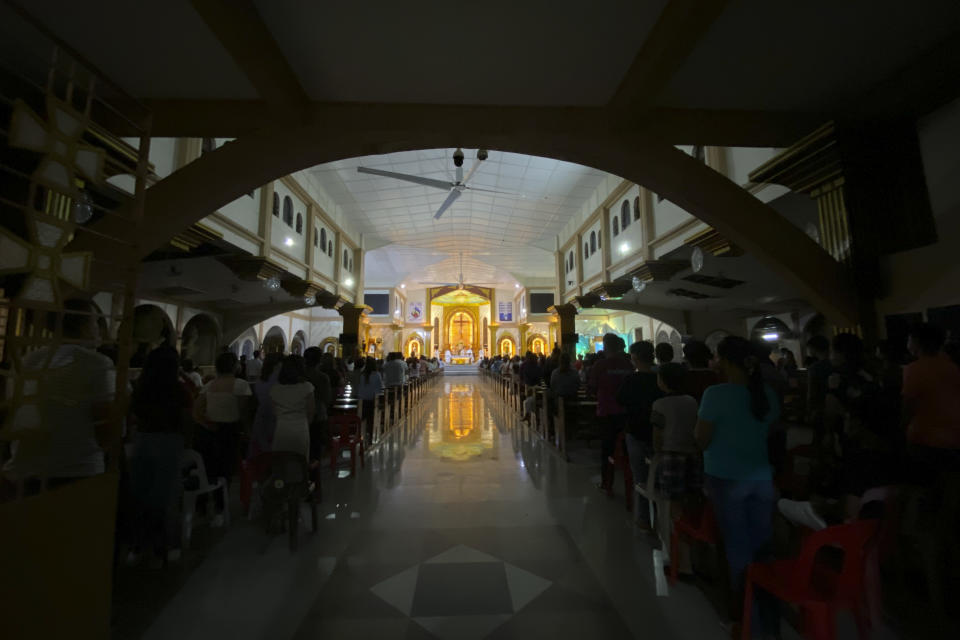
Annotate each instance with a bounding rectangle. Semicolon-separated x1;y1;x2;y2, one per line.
328;243;333;257
201;137;216;155
633;196;640;221
590;231;596;254
272;192;280;217
621;199;630;229
313;227;319;248
320;228;327;252
613;216;619;237
282;196;293;226
295;213;303;235
343;249;349;270
568;250;574;271
584;241;589;258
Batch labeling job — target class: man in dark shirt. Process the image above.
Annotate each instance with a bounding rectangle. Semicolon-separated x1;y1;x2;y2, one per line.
587;334;634;496
616;340;662;524
681;339;718;402
519;352;543;386
805;335;833;444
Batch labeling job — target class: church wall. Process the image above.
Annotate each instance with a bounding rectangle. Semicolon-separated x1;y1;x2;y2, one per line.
582;218;604;280
216;188;261;232
271;181;309;264
610;185;643;261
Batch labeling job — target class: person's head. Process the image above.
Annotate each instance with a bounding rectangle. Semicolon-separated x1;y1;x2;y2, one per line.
253;349;261;360
525;351;537;363
261;352;283;381
277;355;305;385
832;332;865;369
602;332;623;353
629;340;655;370
304;346;321;368
55;298;99;342
657;362;687;394
320;352;335;368
578;354;584;361
655;342;674;365
716;336;770;421
779;349;796;365
807;335;829;358
559;352;572;371
134;345;182;405
363;356;377;381
682;340;712;369
908;323;946;358
215;351;237;376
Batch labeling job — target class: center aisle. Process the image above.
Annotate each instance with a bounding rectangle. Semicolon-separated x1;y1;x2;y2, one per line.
141;376;728;640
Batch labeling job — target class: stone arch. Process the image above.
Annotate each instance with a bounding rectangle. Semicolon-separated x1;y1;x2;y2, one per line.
404;333;423;358
263;325;286;354
620;199;630;229
498;333;517;358
241;339;254;358
180;313;220;366
319;336;338;354
291;329;307;355
527;333;547;355
97;123;856;325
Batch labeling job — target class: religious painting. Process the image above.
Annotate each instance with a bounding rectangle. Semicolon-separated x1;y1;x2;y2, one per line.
407;301;424;322
498;301;512;322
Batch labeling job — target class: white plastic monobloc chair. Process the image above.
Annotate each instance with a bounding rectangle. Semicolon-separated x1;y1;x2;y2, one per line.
180;449;229;549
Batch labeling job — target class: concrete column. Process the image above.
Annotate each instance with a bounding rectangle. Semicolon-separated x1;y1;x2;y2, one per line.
338;304;365;361
551;303;578;360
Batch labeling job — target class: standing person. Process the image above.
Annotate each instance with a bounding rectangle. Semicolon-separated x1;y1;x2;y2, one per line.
805;335;833;444
194;351;251;525
617;340;662;524
651;362;701;574
655;343;675;369
520;351;543;386
269;356;315;459
2;299;115;493
179;358;203;394
357;357;383;440
777;349;798;377
246;350;263;384
303;347;332;461
682;340;719;403
695;336;780;637
249;353;282;458
549;353;580;400
129;346;192;562
588;334;634;496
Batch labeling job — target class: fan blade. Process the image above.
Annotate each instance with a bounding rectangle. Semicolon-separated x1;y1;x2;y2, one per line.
456;164;463;184
464;185;524;196
357;166;453;191
433;189;461;219
418;282;458;285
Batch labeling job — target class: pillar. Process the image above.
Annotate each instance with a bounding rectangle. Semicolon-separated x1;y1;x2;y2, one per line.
550;303;578;360
338;304;365;361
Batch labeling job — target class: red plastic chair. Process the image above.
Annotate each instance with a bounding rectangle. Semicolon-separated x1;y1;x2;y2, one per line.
329;414;364;477
670;501;719;585
741;518;880;640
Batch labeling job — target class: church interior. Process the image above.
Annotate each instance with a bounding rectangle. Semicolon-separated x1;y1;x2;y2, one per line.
2;1;960;638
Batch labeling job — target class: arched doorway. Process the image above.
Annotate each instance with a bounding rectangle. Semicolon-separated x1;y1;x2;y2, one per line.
263;325;286;354
498;335;516;358
405;334;423;358
291;329;306;355
241;339;254;358
527;334;547;355
130;304;175;367
181;313;220;366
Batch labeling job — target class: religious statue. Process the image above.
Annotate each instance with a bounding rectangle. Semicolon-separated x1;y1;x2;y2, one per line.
444;348;452;363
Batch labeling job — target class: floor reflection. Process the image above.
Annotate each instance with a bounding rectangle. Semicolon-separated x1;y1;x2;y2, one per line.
427;382;497;461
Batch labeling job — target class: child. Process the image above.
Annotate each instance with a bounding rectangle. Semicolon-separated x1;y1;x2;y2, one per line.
651;363;701;575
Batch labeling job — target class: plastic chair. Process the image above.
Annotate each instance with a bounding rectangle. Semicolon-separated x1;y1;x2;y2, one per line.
634;453;662;529
670;500;718;586
612;432;634;511
741;518;880;640
329;414;364;476
259;452;317;551
180;449;229;549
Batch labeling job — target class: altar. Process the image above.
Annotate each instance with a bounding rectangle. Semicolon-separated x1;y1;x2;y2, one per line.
450;355;473;365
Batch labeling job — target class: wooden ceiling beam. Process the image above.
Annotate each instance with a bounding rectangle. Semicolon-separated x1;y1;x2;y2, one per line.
190;0;310;122
607;0;731;115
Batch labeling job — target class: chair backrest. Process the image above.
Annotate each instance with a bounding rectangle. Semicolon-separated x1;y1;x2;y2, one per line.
181;448;213;490
791;518;880;597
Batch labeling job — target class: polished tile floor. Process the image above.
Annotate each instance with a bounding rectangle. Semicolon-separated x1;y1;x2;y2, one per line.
135;377;745;640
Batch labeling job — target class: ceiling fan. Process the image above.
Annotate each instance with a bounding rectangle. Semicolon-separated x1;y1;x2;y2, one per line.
357;148;514;220
418;252;500;289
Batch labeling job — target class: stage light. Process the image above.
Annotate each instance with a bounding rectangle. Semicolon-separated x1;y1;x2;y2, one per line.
762;333;779;342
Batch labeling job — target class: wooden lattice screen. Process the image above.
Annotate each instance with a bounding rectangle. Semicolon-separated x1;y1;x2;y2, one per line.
0;4;152;637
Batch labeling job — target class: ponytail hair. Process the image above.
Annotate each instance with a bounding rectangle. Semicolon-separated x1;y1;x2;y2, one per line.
716;336;770;421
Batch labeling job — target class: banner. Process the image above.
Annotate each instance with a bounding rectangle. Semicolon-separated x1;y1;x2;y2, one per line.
498;301;512;322
407;301;424;322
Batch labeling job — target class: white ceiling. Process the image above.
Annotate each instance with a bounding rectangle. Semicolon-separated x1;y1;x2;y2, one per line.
309;149;610;286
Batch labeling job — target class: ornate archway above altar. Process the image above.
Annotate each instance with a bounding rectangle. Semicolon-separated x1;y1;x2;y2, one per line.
428;286;493;364
428;285;492;305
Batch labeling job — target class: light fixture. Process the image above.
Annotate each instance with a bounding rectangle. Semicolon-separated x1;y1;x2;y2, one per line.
284;237;294;247
632;276;646;293
619;242;629;255
72;190;93;224
762;333;779;342
304;295;316;306
515;283;520;288
263;275;281;291
691;246;705;273
345;277;354;287
400;283;405;289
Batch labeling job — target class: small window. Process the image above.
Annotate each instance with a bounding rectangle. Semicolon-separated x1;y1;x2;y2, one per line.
584;241;589;258
320;228;327;252
295;213;303;235
633;196;640;221
590;231;596;254
313;227;319;248
201;138;216;155
343;249;349;270
282;196;293;226
272;193;280;217
613;217;619;237
328;244;333;257
621;199;630;229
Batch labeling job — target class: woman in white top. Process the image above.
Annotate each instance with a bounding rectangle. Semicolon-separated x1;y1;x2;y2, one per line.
270;356;315;459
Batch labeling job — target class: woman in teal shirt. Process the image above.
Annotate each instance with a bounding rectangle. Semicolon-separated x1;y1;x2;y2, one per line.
695;336;780;638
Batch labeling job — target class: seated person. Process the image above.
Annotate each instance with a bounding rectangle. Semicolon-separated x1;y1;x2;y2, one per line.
650;363;701;574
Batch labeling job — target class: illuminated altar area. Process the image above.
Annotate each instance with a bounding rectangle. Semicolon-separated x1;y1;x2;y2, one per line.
429;286;493;364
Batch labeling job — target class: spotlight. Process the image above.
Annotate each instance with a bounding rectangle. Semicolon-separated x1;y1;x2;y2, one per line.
477;149;489;161
514;283;520;288
400;283;406;289
453;148;464;167
72;190;93;224
263;276;281;291
304;295;316;306
762;333;779;342
345;277;354;287
632;276;646;293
